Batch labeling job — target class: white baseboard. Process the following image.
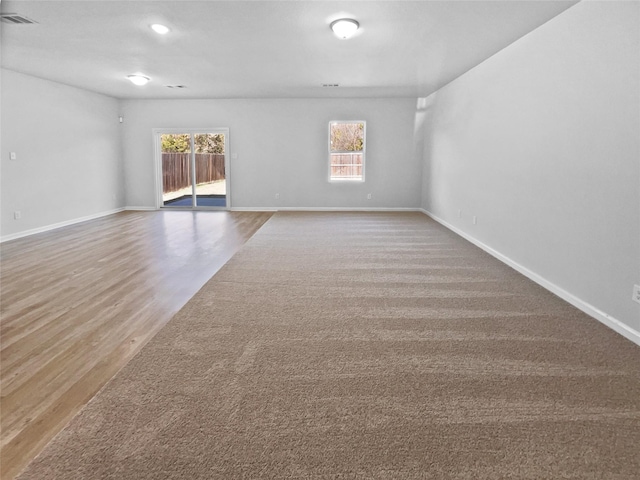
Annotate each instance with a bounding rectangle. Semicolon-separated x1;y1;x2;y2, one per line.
420;209;640;347
125;206;157;211
275;207;422;212
1;208;125;243
230;207;278;212
125;206;421;213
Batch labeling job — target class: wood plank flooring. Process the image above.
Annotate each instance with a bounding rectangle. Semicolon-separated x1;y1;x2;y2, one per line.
0;210;273;480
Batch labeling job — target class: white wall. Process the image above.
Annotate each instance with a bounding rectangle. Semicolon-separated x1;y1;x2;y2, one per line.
1;69;124;240
121;98;422;209
421;1;640;336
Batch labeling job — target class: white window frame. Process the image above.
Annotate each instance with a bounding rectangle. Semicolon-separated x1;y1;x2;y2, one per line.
328;121;366;182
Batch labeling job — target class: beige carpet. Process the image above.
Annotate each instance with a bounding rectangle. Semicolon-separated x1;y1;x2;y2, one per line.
19;212;640;479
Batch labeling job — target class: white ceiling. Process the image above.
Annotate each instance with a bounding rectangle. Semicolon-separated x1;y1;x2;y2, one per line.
1;0;578;99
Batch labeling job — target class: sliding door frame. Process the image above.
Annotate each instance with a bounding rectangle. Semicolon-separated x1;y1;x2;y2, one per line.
153;128;231;210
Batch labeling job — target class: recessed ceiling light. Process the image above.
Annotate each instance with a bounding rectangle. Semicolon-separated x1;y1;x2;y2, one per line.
330;18;359;39
151;24;170;35
127;74;150;86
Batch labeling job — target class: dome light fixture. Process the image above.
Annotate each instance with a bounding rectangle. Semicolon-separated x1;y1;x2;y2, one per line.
330;18;359;39
127;74;150;86
151;24;170;35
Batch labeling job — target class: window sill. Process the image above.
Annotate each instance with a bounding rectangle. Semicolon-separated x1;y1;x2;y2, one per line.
329;178;365;183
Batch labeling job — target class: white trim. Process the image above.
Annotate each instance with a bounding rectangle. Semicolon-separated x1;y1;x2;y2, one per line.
0;208;125;243
225;133;232;209
126;206;421;213
277;207;421;212
420;209;640;347
230;207;278;212
125;206;157;211
153;130;163;210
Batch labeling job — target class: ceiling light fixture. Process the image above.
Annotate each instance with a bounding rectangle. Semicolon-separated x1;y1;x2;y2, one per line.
330;18;359;39
151;24;170;35
127;74;150;86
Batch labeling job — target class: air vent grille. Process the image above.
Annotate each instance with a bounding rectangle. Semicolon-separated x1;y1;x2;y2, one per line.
165;85;187;89
322;84;339;88
0;13;38;24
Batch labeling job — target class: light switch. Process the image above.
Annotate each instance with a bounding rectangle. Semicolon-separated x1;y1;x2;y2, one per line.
10;152;17;160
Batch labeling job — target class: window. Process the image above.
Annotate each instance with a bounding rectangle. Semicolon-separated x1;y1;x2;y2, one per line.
154;128;230;209
329;121;365;181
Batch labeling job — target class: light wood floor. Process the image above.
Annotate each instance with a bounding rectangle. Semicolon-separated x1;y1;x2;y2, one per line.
0;210;273;480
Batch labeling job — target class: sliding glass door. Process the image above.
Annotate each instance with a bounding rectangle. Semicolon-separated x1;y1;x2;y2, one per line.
155;129;229;209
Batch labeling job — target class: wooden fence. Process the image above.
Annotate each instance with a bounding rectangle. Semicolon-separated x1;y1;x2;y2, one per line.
330;153;363;179
162;153;225;193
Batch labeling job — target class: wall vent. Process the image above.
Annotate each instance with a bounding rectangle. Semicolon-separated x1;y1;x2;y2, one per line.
165;85;187;89
322;84;339;87
0;13;38;24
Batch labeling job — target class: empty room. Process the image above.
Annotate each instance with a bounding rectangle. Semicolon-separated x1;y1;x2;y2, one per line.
1;1;639;478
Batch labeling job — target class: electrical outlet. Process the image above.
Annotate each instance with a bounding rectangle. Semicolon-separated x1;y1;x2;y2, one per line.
367;193;372;200
14;211;21;220
275;193;280;199
10;152;17;160
633;285;640;305
472;216;477;225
